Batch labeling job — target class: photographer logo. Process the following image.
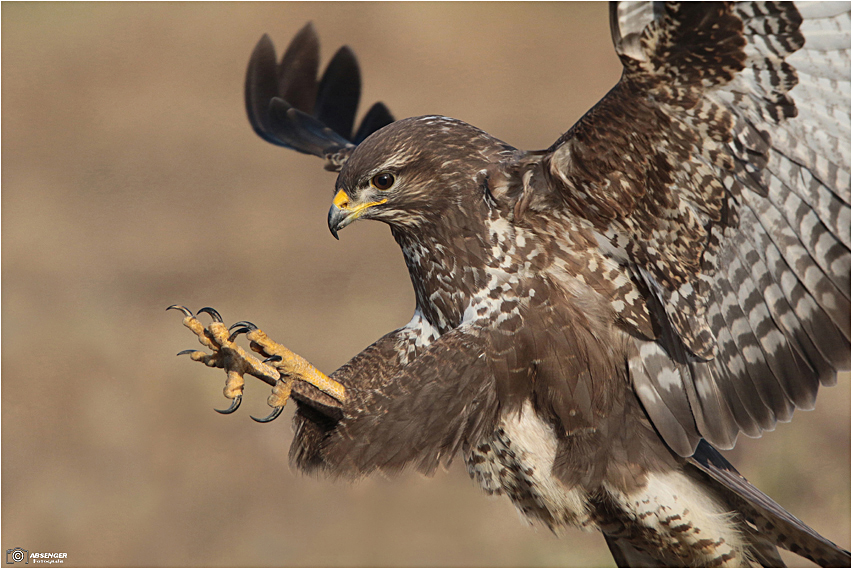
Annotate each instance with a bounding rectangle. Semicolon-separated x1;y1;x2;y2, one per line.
5;550;67;565
6;549;27;564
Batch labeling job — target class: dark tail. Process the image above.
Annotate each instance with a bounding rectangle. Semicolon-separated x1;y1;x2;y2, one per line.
244;23;394;170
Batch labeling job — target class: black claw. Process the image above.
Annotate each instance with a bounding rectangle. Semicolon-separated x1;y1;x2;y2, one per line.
215;395;242;415
228;327;251;342
167;305;193;317
251;406;284;423
176;349;196;356
197;307;223;323
229;321;258;331
263;355;283;364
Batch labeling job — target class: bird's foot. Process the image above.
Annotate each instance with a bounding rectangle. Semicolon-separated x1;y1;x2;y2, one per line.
168;305;346;422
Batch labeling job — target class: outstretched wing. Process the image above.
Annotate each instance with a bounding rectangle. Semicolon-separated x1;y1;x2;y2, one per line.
291;320;501;477
536;2;849;454
245;23;394;171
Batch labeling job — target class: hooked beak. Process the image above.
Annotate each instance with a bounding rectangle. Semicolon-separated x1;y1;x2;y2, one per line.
327;203;348;240
327;189;387;240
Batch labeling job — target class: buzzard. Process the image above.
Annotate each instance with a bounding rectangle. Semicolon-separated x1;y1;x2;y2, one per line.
171;2;851;566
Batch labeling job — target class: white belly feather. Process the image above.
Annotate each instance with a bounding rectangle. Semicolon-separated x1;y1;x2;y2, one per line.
465;401;753;567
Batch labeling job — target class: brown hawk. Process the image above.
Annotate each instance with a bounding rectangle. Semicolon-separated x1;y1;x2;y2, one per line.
171;2;851;566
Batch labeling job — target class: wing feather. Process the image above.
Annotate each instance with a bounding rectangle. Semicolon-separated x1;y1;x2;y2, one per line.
276;22;320;114
313;46;361;141
629;339;700;457
703;297;771;436
244;23;394;169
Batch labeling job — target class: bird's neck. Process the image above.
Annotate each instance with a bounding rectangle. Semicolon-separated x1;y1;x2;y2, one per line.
391;208;493;334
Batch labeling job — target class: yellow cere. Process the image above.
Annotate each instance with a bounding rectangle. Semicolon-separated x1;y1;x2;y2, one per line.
332;189;349;208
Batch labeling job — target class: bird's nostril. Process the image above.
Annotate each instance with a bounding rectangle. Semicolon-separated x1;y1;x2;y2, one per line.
333;189;350;209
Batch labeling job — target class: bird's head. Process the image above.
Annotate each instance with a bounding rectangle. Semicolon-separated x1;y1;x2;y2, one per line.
327;115;514;239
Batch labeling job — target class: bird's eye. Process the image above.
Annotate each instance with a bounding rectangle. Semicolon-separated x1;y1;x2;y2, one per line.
371;172;395;191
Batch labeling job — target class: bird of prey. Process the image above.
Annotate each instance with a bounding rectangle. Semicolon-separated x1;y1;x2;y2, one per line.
171;2;850;566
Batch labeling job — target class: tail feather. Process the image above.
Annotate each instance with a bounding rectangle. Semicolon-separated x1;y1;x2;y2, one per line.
690;441;850;567
604;534;669;568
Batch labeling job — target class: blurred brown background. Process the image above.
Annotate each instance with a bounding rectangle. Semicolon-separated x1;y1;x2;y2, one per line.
3;2;849;567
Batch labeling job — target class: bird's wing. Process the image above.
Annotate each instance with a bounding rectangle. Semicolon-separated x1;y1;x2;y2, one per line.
288;311;440;472
306;321;502;477
245;23;394;171
533;2;849;454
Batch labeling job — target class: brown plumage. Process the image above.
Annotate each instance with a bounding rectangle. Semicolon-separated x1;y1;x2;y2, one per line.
174;2;850;567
